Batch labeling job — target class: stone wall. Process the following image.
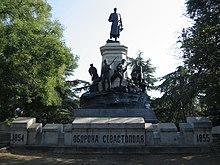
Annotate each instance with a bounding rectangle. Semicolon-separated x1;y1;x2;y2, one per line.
9;116;216;150
0;123;11;147
212;126;220;152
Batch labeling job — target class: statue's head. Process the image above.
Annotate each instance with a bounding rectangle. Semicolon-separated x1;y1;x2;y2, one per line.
90;64;93;67
114;8;117;12
103;59;108;64
122;59;126;64
136;60;141;66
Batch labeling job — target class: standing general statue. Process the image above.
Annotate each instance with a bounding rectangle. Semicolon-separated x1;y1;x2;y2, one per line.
108;8;123;41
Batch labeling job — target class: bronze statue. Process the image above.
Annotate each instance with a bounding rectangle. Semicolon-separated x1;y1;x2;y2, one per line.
101;59;111;91
108;8;123;41
131;61;143;87
88;64;99;81
111;59;127;86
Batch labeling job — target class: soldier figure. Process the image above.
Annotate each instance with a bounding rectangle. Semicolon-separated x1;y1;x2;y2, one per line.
111;59;127;86
101;59;111;91
88;64;99;81
131;61;143;87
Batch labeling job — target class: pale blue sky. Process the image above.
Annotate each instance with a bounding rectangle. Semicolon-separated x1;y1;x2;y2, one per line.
46;0;191;96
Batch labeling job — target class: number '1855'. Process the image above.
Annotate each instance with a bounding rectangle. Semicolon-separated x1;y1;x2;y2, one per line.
196;134;210;143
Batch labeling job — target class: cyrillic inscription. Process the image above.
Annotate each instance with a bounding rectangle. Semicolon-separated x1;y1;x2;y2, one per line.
73;134;145;144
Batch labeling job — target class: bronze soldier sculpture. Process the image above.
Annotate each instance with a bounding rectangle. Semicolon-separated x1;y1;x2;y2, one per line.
131;61;143;87
88;64;99;81
111;59;127;86
101;59;111;91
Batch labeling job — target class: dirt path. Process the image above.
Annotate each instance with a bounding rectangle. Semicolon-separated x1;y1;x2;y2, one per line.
0;148;219;165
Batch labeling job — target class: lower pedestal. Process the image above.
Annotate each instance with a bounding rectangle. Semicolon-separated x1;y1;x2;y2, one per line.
65;117;147;147
73;108;158;123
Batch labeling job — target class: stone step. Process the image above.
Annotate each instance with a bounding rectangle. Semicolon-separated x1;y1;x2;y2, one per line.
19;146;213;154
73;108;158;123
212;134;220;152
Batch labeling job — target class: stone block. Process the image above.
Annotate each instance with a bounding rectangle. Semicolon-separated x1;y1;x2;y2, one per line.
10;117;36;145
72;129;145;147
212;126;220;146
0;123;11;146
187;117;212;128
10;130;28;145
212;126;220;134
159;123;177;145
64;124;72;146
28;123;42;145
153;132;160;145
100;42;128;78
72;117;145;129
42;124;63;145
73;108;158;123
99;43;128;90
159;123;177;132
187;117;212;145
11;117;36;130
177;132;184;145
145;123;154;145
193;129;212;145
179;123;194;145
180;123;193;132
152;124;158;132
70;117;146;147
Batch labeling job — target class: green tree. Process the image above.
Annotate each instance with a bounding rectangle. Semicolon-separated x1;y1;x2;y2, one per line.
152;66;200;124
153;0;220;125
0;0;78;122
127;50;157;90
180;0;220;125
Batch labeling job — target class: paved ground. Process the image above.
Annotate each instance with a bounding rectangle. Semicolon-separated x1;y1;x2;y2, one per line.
0;148;219;165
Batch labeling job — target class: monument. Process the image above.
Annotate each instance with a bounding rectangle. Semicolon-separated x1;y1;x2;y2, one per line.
8;8;216;153
70;8;157;147
74;8;157;123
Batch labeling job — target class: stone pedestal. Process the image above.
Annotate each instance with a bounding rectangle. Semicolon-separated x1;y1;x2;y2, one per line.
187;117;212;145
100;42;128;88
11;117;36;145
145;123;154;145
0;123;11;147
179;123;194;145
159;123;177;145
74;108;157;123
66;117;146;147
78;92;158;123
100;42;128;71
212;126;220;152
28;123;42;145
42;124;63;145
64;124;72;146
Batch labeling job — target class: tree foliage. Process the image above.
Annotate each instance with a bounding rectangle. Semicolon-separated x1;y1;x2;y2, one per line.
153;0;220;125
127;51;157;90
152;66;200;124
0;0;78;123
181;0;220;125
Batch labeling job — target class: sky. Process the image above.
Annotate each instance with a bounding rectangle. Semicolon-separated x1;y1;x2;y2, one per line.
46;0;191;97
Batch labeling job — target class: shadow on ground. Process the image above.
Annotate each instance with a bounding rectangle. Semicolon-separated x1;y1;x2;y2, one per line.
0;148;219;165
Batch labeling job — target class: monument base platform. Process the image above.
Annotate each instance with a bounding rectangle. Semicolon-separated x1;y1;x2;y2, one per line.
11;145;213;154
78;91;158;123
73;108;158;123
9;117;217;154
